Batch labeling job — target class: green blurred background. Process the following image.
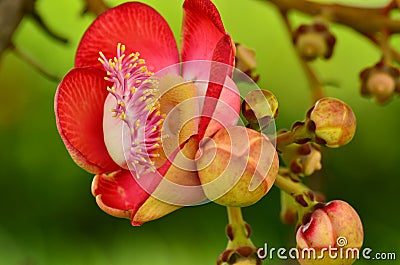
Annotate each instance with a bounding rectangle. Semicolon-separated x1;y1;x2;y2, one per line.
0;0;399;264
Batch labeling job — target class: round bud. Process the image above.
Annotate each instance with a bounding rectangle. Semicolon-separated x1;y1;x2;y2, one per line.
308;97;356;148
359;62;400;104
296;200;364;265
196;126;279;207
293;23;336;61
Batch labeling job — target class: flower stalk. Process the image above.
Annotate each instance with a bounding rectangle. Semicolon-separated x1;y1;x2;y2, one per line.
217;207;261;265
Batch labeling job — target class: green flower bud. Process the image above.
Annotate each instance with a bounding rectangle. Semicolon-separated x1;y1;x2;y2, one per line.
281;143;322;176
242;89;278;131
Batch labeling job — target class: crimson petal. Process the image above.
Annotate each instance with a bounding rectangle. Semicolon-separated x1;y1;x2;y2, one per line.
92;170;151;220
55;67;120;174
197;35;236;140
181;0;230;63
75;2;179;73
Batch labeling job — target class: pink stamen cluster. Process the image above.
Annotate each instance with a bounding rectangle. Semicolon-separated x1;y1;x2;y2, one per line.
99;43;163;176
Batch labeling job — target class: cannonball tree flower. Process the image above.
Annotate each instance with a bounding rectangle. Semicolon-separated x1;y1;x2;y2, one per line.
55;1;241;226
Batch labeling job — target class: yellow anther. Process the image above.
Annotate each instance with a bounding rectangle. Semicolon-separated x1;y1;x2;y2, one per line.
125;73;131;79
118;54;125;62
141;157;147;162
138;59;145;64
135;120;141;128
121;44;126;52
136;80;141;84
134;160;139;164
106;71;111;76
104;77;110;81
130;87;136;93
151;126;157;132
98;58;105;64
120;112;126;120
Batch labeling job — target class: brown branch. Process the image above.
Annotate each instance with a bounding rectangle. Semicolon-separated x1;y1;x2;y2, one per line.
83;0;109;16
266;0;400;34
0;0;33;58
367;34;400;64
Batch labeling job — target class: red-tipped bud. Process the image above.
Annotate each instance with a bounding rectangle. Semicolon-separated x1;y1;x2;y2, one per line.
307;97;356;148
359;61;400;104
296;200;364;265
196;126;279;207
293;22;336;61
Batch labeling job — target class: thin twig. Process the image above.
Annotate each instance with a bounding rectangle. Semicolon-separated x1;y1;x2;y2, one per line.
11;44;60;82
279;11;324;103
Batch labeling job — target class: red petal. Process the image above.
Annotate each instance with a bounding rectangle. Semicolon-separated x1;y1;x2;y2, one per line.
197;35;237;140
92;170;151;219
55;67;120;174
75;2;179;73
181;0;230;63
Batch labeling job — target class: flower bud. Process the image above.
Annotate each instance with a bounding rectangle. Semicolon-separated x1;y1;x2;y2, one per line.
307;97;356;148
293;23;336;61
235;43;260;82
281;143;322;176
359;61;400;104
196;126;279;207
296;200;364;265
218;247;261;265
242;89;278;131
